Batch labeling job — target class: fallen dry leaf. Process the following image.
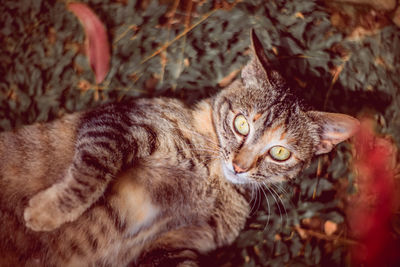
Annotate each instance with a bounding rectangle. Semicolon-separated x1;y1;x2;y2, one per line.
68;2;110;84
324;220;338;236
295;225;307;239
218;68;241;87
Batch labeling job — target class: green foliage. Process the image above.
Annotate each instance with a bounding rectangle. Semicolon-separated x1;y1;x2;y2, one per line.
1;0;399;266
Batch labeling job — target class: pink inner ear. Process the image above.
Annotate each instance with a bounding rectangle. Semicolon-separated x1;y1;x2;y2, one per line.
323;124;356;144
316;140;333;155
308;111;360;155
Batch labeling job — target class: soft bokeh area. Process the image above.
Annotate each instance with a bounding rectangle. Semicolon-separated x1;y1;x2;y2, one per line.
1;0;399;266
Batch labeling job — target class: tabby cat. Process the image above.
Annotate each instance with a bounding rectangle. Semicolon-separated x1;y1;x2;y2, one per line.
0;30;359;266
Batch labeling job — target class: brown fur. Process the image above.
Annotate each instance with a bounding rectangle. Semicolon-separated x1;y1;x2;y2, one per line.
0;99;249;266
0;31;359;266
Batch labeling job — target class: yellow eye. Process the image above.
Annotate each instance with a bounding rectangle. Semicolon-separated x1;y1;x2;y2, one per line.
233;114;249;136
269;146;291;161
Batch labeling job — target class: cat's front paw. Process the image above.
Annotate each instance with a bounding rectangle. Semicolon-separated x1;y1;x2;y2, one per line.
24;187;69;232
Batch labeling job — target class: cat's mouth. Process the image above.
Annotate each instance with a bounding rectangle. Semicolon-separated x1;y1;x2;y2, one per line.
221;163;249;184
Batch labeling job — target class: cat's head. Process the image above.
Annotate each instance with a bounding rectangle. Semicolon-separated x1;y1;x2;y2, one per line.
212;30;359;185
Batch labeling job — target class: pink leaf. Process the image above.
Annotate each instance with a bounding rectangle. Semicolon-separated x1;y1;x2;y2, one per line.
68;2;110;84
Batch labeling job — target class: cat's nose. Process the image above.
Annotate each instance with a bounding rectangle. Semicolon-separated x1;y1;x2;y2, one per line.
232;162;248;174
232;147;257;174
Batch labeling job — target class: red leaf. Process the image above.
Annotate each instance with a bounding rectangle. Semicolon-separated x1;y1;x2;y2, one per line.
68;2;110;84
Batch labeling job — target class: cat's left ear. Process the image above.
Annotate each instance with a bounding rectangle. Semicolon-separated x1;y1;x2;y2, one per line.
308;111;360;155
241;29;282;89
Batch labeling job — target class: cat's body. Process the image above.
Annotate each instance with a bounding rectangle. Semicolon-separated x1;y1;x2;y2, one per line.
0;98;248;266
0;31;359;266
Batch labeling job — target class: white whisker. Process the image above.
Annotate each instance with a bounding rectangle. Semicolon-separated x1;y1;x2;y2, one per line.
271;182;289;196
255;183;262;213
262;182;283;226
249;183;257;214
259;185;271;229
270;182;294;212
268;184;289;225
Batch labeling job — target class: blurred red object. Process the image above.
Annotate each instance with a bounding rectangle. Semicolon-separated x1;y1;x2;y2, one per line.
68;2;110;84
349;118;400;266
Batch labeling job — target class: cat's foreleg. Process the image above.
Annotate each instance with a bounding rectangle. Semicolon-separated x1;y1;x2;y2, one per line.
24;121;158;232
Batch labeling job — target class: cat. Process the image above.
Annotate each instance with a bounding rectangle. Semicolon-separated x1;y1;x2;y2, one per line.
0;30;359;266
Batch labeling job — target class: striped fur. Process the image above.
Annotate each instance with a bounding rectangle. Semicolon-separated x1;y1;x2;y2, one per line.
0;31;359;266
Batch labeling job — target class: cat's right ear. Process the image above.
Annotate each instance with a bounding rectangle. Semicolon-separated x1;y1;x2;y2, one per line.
308;111;360;155
241;29;281;89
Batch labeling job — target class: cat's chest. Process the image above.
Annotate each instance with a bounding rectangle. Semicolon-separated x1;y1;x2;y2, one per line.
110;171;160;238
110;158;220;232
